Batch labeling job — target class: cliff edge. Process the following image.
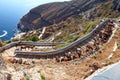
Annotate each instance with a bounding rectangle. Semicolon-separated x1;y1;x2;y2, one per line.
18;0;108;31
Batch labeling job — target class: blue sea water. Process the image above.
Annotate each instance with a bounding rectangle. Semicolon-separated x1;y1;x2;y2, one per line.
0;0;70;41
0;0;41;40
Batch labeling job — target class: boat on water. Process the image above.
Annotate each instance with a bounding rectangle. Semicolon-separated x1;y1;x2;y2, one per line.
0;30;8;38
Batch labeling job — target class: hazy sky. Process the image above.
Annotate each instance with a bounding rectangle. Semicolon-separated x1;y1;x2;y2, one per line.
0;0;71;18
0;0;71;22
22;0;71;8
0;0;71;8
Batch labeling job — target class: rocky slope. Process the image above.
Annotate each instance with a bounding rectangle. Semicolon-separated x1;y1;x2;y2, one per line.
1;24;120;80
112;0;120;11
18;0;109;31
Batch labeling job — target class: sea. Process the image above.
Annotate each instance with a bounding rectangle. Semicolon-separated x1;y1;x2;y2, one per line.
0;0;70;41
0;0;42;40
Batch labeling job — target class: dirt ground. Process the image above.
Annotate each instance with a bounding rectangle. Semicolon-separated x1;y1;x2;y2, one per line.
1;27;120;80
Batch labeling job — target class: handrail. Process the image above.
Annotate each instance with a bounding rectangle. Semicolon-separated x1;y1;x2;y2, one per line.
0;41;64;53
18;41;64;46
15;19;110;56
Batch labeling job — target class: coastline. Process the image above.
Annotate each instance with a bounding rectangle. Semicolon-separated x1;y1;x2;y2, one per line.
12;32;26;40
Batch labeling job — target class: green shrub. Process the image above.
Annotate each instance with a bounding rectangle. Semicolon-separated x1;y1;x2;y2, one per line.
26;77;30;80
117;43;120;49
37;70;41;73
24;35;39;42
31;35;39;41
41;74;45;80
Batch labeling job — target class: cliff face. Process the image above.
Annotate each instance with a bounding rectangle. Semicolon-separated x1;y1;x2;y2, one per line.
18;0;108;32
113;0;120;11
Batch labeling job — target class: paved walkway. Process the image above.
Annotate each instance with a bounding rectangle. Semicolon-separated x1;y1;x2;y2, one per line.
39;27;46;39
87;61;120;80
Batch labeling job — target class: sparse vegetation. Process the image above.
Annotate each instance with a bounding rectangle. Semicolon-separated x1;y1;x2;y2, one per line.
83;19;100;34
40;74;46;80
24;35;39;42
55;43;69;49
37;70;41;73
0;40;5;47
55;19;100;49
26;77;30;80
11;38;19;42
117;43;120;49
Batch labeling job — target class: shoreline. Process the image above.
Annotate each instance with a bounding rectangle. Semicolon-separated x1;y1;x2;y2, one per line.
11;32;26;40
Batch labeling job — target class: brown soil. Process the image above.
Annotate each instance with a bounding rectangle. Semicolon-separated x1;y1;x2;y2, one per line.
1;28;120;80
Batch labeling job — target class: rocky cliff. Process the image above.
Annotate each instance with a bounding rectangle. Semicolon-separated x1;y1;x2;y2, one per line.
113;0;120;11
18;0;109;32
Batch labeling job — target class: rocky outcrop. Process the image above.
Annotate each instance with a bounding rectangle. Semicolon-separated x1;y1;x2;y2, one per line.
112;0;120;11
18;0;109;32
